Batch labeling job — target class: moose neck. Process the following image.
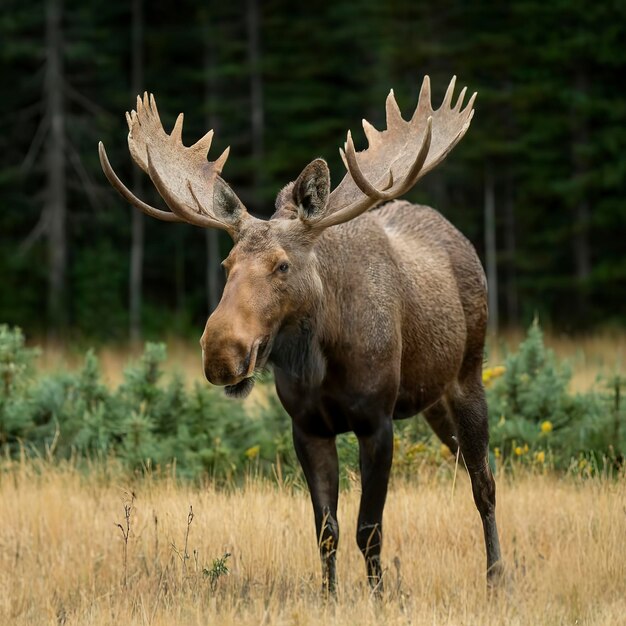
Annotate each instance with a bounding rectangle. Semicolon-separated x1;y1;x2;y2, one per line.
268;246;334;388
269;316;326;387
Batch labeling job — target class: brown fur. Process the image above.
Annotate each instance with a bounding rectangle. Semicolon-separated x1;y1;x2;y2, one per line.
99;78;501;595
200;191;502;594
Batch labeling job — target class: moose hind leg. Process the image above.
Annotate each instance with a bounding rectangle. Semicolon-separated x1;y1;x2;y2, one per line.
355;418;394;594
447;381;503;586
423;399;458;455
292;423;340;596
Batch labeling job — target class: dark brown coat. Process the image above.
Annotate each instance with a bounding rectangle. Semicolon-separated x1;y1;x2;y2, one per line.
98;76;503;594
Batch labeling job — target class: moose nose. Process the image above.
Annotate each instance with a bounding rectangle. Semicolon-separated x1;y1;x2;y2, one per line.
201;332;255;386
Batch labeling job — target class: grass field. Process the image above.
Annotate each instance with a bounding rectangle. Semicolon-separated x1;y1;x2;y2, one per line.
10;328;625;624
35;328;626;393
1;462;625;625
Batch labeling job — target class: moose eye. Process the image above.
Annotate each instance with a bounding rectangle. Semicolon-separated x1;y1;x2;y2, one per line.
278;262;289;273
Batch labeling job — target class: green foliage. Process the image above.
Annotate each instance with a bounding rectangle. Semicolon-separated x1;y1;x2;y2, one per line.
203;552;231;591
72;241;128;341
0;326;297;481
0;324;623;480
487;321;623;470
1;1;625;337
0;324;39;395
0;324;41;445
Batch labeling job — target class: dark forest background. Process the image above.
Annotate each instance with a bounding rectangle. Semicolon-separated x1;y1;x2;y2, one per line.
1;0;625;343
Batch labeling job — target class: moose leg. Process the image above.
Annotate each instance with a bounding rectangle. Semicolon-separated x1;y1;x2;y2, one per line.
423;399;459;455
447;381;503;587
292;423;340;596
355;418;394;594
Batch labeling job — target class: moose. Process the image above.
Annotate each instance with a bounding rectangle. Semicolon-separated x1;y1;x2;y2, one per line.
98;76;503;594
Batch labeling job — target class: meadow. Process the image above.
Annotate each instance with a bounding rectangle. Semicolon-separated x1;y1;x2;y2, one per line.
1;325;625;624
0;460;625;625
36;326;626;393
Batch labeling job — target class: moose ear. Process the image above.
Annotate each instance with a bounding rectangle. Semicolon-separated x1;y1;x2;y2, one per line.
292;159;330;221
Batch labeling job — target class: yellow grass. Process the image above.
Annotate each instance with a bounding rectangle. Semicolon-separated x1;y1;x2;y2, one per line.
35;328;626;394
487;328;626;392
37;336;207;389
1;462;625;625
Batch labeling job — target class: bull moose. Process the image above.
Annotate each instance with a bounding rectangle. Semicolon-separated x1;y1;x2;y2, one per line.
98;75;503;594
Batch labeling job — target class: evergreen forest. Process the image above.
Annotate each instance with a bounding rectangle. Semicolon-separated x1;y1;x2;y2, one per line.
1;0;625;341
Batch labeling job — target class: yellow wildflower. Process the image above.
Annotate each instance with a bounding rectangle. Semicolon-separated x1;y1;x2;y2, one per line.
406;442;427;460
541;420;553;434
245;445;260;460
514;446;524;456
523;443;529;453
482;366;505;388
494;447;501;459
535;450;545;464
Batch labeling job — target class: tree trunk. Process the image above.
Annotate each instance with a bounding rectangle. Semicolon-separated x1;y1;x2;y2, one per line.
484;163;498;334
129;0;144;344
573;199;591;293
204;14;222;313
45;0;67;338
175;230;186;319
247;0;264;209
504;170;519;325
206;229;221;313
572;71;591;318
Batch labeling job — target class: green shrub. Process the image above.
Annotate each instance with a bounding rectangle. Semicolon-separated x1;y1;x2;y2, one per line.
0;324;40;447
487;320;624;470
0;326;298;481
0;322;623;480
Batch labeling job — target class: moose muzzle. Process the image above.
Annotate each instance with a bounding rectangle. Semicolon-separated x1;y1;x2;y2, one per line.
200;314;263;386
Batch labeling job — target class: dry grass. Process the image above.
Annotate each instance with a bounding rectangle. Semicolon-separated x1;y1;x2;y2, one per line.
1;462;625;625
36;336;207;389
487;328;626;392
35;329;626;394
16;329;624;623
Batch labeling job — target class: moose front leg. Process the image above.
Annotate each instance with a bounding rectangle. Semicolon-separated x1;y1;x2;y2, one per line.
356;418;394;594
292;423;340;596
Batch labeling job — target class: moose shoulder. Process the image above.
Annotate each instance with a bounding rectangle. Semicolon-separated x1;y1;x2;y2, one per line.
98;75;503;596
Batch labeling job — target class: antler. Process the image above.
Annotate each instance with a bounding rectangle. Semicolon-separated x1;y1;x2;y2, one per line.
99;93;248;237
312;76;476;229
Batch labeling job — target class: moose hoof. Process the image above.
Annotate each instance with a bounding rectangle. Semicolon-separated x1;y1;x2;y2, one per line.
486;560;506;593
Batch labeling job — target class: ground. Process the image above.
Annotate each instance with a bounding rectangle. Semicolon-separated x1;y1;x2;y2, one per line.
1;462;624;625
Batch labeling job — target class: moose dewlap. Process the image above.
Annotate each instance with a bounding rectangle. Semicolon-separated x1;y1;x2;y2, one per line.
99;76;502;594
